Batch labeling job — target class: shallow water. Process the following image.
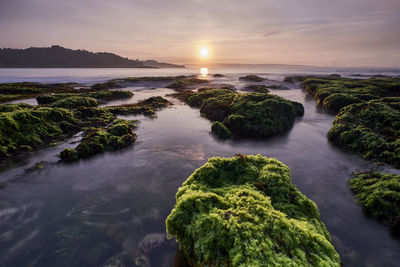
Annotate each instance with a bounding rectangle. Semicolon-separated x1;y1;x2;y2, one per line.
1;69;400;267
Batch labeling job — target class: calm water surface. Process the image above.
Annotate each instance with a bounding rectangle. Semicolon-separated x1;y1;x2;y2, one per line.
0;68;399;267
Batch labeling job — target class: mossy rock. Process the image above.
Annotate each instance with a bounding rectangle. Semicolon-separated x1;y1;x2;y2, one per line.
0;105;80;160
350;171;400;235
60;148;79;162
303;76;400;112
211;121;232;139
166;155;340;266
328;98;400;167
166;77;208;89
171;88;304;138
50;96;98;109
239;75;265;82
243;84;270;93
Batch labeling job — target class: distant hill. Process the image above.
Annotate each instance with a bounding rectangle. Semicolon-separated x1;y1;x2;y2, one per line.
0;45;185;68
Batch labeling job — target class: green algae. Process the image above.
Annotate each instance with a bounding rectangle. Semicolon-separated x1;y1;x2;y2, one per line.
0;105;80;160
211;121;232;139
0;82;79;103
166;155;340;266
303;77;400;112
350;171;400;235
171;88;304;138
243;84;270;93
239;75;266;82
166;77;208;90
50;96;99;109
104;96;171;117
60;119;137;161
0;95;170;162
328;98;400;167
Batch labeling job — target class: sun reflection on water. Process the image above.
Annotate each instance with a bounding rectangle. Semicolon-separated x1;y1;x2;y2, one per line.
200;67;208;77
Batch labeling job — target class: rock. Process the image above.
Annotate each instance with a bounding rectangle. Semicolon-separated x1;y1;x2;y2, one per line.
166;155;341;266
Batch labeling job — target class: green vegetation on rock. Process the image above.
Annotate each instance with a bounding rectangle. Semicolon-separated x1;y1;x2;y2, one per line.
50;96;99;109
328;98;400;167
166;77;208;90
350;171;400;235
0;104;80;160
239;75;265;82
60;119;137;161
0;82;78;103
243;84;270;93
171;88;304;138
166;155;340;266
303;76;400;112
211;121;232;139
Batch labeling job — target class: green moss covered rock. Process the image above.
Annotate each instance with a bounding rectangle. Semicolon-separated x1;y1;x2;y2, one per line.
350;171;400;235
303;77;400;112
171;88;304;138
166;77;208;90
60;119;137;161
0;105;80;160
211;121;232;139
239;75;265;82
328;98;400;167
166;155;340;266
50;96;98;109
243;84;270;93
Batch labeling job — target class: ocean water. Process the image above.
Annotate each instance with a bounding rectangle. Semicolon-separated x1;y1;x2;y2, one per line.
0;67;399;267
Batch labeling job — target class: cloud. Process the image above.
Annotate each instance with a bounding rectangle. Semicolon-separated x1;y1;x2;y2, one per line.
0;0;399;66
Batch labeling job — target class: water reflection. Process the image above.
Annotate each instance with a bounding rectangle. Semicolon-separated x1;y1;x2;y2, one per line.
200;67;208;77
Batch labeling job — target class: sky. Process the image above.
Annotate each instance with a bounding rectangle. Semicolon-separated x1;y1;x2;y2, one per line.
0;0;399;67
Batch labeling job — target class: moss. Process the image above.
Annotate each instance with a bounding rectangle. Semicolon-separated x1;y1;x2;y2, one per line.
0;105;80;160
60;148;79;162
239;75;265;82
166;77;208;90
328;98;400;167
0;82;77;95
303;77;400;112
243;84;270;93
83;90;133;101
171;88;304;138
61;119;137;160
50;96;98;109
350;171;400;235
211;121;232;139
166;155;340;266
104;96;171;117
1;95;169;163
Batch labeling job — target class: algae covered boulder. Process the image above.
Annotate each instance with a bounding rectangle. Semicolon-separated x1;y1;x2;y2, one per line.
171;88;304;138
328;98;400;167
239;75;265;82
211;121;232;139
350;171;400;235
166;155;340;266
303;76;400;112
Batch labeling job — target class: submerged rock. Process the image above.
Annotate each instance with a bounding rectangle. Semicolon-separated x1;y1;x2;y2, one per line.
166;155;341;266
350;171;400;236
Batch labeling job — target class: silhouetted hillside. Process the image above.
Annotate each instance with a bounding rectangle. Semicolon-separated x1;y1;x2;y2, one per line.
0;45;185;68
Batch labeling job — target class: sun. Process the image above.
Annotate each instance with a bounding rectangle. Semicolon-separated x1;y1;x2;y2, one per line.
199;47;209;59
